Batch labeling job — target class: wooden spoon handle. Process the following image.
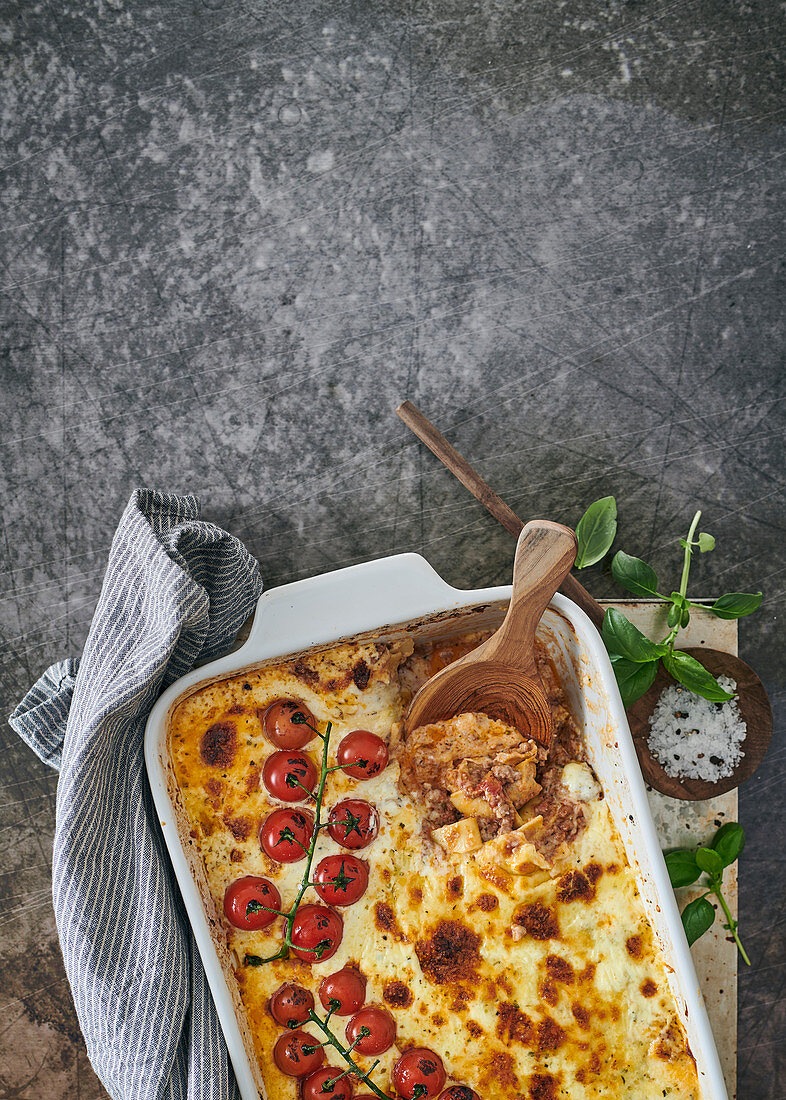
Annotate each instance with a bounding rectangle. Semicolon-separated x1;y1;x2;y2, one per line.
486;521;578;664
396;400;524;538
395;401;605;629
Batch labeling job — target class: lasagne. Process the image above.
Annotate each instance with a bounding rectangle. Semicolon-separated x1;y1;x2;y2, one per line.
169;633;699;1099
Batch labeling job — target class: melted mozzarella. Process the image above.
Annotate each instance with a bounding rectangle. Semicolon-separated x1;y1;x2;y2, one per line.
170;640;699;1100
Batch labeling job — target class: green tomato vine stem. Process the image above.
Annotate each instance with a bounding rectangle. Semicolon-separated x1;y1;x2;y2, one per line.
290;777;317;800
280;718;334;955
244;717;337;965
306;1010;392;1099
242;718;396;1097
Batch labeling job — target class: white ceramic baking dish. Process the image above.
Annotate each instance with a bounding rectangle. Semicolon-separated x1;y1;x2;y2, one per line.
144;552;728;1100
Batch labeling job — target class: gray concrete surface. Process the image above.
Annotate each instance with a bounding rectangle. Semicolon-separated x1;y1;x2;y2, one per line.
1;0;784;1095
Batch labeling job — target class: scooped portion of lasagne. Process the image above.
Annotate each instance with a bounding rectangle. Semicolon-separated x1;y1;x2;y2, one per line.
169;634;699;1100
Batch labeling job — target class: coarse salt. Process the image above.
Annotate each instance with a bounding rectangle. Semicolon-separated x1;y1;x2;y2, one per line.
647;676;746;782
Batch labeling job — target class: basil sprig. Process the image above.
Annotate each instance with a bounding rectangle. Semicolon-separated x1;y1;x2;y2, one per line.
709;592;763;619
574;496;617;568
664;822;749;964
611;551;659;599
661;650;733;703
601;511;761;706
607;657;659;708
571;500;762;706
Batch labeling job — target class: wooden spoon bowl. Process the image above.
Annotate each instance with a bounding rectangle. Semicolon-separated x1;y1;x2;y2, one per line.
626;647;773;800
404;520;578;745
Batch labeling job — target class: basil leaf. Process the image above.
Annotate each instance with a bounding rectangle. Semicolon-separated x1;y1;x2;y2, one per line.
662;649;735;702
667;602;680;628
709;592;763;620
712;822;745;867
664;849;702;888
574;496;617;569
602;608;667;664
610;656;659;708
611;551;660;598
697;532;715;552
681;896;716;946
695;846;723;876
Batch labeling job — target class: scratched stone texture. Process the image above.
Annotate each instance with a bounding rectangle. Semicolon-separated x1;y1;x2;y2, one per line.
1;0;784;1096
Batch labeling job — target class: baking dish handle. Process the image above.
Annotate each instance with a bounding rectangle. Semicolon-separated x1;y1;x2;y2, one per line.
237;552;507;663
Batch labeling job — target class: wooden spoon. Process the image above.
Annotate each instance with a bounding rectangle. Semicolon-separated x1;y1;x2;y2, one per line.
404;520;578;746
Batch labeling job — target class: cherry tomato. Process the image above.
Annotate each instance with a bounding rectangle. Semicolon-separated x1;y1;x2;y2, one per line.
336;731;388;780
260;808;314;862
326;800;379;850
273;1029;324;1077
223;876;281;930
313;855;369;907
438;1089;481;1100
263;699;317;749
345;1006;396;1055
318;968;367;1015
269;983;315;1029
262;750;317;802
290;904;344;962
392;1049;447;1099
302;1067;355;1100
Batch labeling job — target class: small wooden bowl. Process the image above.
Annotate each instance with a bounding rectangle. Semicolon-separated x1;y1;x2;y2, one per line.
627;647;773;801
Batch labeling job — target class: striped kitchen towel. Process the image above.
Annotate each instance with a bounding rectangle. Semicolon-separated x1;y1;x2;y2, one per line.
9;489;263;1100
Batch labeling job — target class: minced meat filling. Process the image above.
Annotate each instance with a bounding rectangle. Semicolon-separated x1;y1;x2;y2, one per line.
423;787;460;830
468;775;520;835
531;762;587;858
396;643;591;854
396;711;539;843
534;800;586;860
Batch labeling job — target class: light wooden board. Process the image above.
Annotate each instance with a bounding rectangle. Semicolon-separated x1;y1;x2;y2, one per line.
605;602;738;1100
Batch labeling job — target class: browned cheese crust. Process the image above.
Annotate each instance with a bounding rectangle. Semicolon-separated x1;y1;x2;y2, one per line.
169;634;700;1100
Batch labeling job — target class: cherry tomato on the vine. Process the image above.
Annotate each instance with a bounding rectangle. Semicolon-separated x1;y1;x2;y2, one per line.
313;854;369;907
290;904;343;962
438;1089;481;1100
272;1030;324;1077
345;1006;396;1055
263;699;317;749
336;731;388;780
262;750;317;802
301;1067;354;1100
326;799;379;850
392;1048;447;1099
223;876;281;930
260;808;314;863
318;968;367;1015
268;983;314;1029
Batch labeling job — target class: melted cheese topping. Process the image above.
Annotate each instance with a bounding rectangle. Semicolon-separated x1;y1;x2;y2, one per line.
169;638;699;1100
